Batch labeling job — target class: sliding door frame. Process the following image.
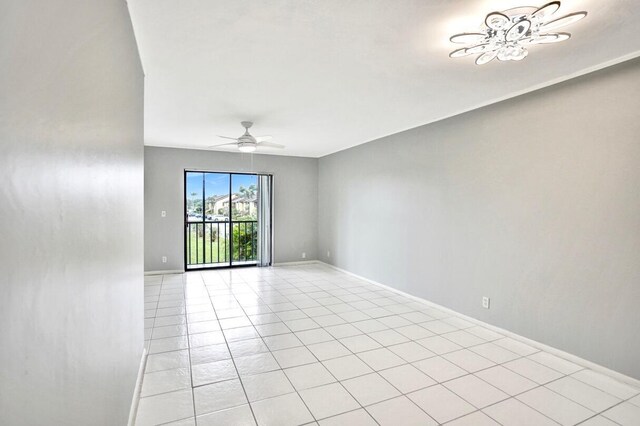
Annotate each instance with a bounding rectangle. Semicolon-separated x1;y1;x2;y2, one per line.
183;169;273;271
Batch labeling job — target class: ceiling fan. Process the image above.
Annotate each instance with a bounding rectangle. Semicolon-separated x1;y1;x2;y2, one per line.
209;121;284;153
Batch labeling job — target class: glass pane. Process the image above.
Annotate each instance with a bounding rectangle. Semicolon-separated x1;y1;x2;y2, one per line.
186;172;203;222
204;173;230;264
231;174;258;263
231;174;258;221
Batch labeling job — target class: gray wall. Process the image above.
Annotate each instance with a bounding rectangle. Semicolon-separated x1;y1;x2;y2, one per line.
0;1;144;425
144;147;318;271
318;58;640;379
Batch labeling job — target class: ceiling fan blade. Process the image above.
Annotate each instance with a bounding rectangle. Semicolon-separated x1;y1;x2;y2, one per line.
255;135;272;142
257;141;285;149
217;135;238;140
208;142;239;148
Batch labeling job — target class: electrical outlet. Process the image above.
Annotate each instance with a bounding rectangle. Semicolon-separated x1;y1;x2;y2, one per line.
327;251;331;258
302;252;306;259
482;296;490;309
161;210;166;217
162;256;167;263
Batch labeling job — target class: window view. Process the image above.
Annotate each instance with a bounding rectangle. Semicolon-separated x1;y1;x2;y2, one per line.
185;171;259;269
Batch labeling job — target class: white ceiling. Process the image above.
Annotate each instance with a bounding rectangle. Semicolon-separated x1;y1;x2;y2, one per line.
129;0;640;158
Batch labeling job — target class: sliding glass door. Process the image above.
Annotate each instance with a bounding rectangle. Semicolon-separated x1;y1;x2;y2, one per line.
184;171;271;270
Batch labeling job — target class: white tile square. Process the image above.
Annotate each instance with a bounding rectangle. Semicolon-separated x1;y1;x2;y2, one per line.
262;333;303;351
251;392;314;426
475;366;537;396
442;317;475;329
483;398;557;426
190;343;231;365
353;319;389;333
141;367;192;397
442;330;486;347
276;309;308;321
318;409;377;426
527;352;583;375
323;355;374;380
224;325;260;342
307;340;351;361
325;323;363;338
313;314;347;327
299;382;360;419
412;356;467;382
469;342;520;364
188;320;221;334
357;348;406;371
241;370;295;402
444;374;509;408
152;324;188;339
416;336;462;355
465;326;503;342
272;346;317;368
192;359;237;387
234;352;280;376
401;312;435;323
503;358;564;384
295;328;334;345
546;376;621;412
379;364;436;393
394;324;434;340
284;362;336;390
388;341;435;362
408;384;475;423
339;335;382;353
517;386;594;425
443;349;495;373
136;388;194;426
193;378;247;416
196;404;256;426
219;316;252;329
189;331;225;348
340;310;372;322
602;401;640;425
228;338;270;357
377;315;413;328
284;317;320;332
254;322;291;337
366;396;437;426
146;349;190;373
572;369;640;399
421;320;458;334
368;329;410;346
149;336;189;354
342;373;401;406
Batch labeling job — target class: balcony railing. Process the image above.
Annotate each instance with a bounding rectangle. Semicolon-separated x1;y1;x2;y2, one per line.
186;220;258;267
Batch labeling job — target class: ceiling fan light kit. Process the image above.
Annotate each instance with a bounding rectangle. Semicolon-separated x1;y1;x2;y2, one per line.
449;1;587;65
210;121;285;153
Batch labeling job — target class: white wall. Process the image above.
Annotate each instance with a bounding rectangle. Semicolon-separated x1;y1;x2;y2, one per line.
0;1;144;424
318;58;640;379
144;146;318;271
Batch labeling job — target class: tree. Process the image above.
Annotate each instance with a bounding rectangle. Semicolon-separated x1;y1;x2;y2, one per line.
238;184;257;200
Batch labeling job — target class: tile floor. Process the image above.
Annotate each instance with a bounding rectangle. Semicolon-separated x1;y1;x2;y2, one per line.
137;264;640;426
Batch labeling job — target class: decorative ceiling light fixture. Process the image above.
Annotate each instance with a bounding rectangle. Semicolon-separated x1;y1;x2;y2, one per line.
449;1;587;65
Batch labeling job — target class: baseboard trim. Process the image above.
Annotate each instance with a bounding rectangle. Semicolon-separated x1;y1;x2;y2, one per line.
144;269;183;276
273;260;321;266
318;261;640;388
127;347;148;426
